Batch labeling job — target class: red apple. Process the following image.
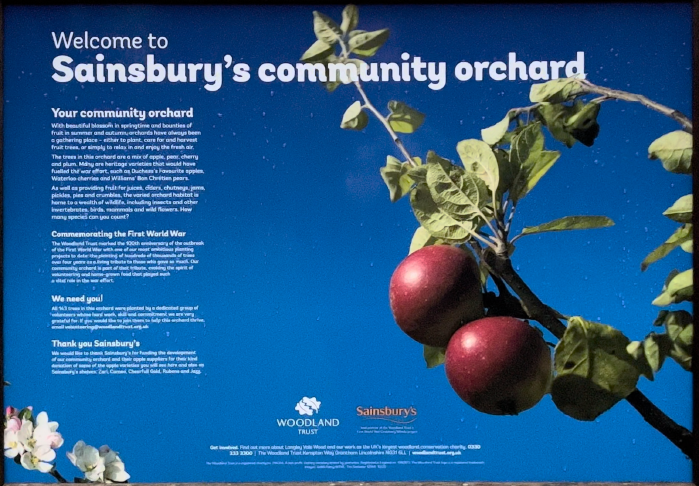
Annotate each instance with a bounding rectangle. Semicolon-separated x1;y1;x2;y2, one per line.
389;245;484;347
445;316;552;415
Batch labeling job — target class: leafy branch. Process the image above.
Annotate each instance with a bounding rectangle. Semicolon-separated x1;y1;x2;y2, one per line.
494;78;693;136
304;4;693;458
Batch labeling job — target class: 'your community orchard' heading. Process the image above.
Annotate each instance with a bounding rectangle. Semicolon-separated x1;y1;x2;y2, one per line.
50;31;586;92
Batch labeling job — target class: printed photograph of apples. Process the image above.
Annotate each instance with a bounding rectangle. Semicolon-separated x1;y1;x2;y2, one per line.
303;5;693;457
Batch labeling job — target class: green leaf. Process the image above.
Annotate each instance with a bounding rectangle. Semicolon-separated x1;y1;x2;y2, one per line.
313;11;342;45
657;309;693;371
642;333;667;373
423;345;446;368
300;39;335;63
627;332;674;380
656;310;693;368
340;4;359;34
409;226;444;254
514;151;560;202
322;80;341;92
481;111;512;146
625;341;654;381
551;317;640;421
641;224;692;271
387;100;425;134
379;155;421;203
340;101;369;130
456;139;500;195
426;153;488;223
520;216;614;238
537;104;577;148
648;130;693;174
410;183;473;242
669;345;692;371
348;28;390;57
652;268;693;306
508;123;560;203
563;102;601;147
664;268;680;286
663;194;692;223
530;77;585;103
510;122;545;167
652;309;670;327
538;101;602;148
677;324;693;350
494;148;516;199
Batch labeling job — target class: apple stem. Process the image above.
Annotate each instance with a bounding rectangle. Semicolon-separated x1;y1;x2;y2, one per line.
484;251;694;458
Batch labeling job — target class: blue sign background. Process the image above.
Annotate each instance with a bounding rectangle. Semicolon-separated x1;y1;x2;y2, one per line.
3;4;692;482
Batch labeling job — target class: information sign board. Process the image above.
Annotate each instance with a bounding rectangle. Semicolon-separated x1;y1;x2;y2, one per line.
2;4;693;483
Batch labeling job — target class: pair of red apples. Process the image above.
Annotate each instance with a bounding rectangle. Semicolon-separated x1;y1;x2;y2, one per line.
389;244;552;416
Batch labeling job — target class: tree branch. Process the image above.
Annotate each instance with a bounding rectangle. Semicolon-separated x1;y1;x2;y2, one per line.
483;252;566;338
49;468;67;483
483;251;693;458
502;81;692;134
625;389;694;458
580;80;693;133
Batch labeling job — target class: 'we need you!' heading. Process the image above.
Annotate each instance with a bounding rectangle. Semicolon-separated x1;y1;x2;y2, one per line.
51;31;586;92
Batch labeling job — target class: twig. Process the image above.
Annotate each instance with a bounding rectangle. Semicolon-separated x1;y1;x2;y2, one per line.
354;82;417;167
337;39;418;167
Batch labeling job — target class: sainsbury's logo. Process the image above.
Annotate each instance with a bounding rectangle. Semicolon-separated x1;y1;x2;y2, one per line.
356;406;418;424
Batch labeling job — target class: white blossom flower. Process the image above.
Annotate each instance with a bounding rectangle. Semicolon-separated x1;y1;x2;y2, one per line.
17;419;36;451
99;445;130;483
67;441;105;482
4;425;24;458
19;443;56;473
32;412;63;449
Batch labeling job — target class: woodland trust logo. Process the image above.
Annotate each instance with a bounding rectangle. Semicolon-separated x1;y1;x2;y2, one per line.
295;397;321;416
277;397;340;435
